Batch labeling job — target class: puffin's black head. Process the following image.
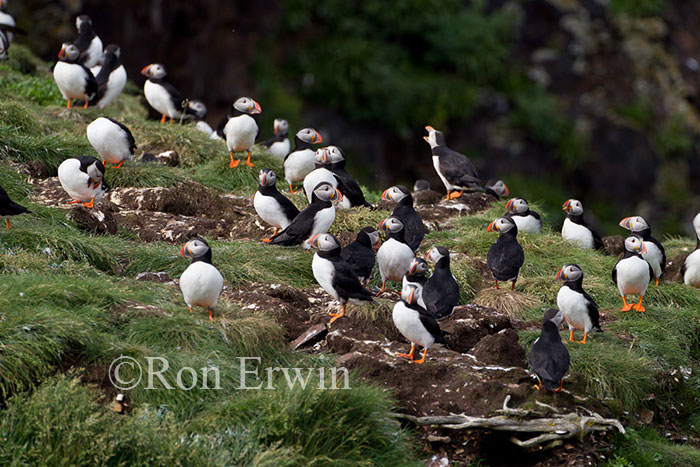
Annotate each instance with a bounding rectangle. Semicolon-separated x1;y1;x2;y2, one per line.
186;100;207;120
378;216;404;234
407;257;428;276
58;43;80;62
562;199;583;216
624;234;646;255
104;44;121;58
401;283;420;305
233;97;262;115
311;182;342;203
380;185;410;203
487;216;517;234
76;15;92;32
556;263;583;282
273;118;289;135
359;226;381;249
309;233;340;252
141;63;167;80
543;308;564;326
413;179;431;192
426;246;449;264
423;125;446;148
258;168;276;187
506;198;529;214
619;216;650;234
296;128;322;145
485;179;509;199
179;237;211;259
83;158;105;188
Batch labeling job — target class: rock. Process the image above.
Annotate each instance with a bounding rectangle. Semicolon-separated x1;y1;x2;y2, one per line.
413;189;442;206
470;328;527;368
440;305;512;354
291;324;328;350
603;235;625;256
68;206;118;235
135;272;173;283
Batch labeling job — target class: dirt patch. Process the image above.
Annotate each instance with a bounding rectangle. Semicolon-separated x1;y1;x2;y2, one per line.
665;252;690;282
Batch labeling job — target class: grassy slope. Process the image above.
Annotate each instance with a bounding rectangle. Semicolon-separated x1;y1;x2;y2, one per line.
0;44;699;464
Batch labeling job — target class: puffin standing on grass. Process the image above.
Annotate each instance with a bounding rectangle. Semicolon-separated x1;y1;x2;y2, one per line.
422;246;460;319
73;15;102;68
53;43;97;109
261;118;290;158
612;235;652;312
179;238;224;321
380;185;425;251
619;216;666;286
562;199;604;250
57;156;108;208
504;198;542;234
284;128;322;192
556;264;602;344
253;168;299;242
310;233;375;324
376;216;415;295
682;213;700;287
141;63;188;124
487;217;525;290
0;184;29;229
86;117;136;169
224;97;262;168
423;126;481;200
528;308;570;392
340;227;380;284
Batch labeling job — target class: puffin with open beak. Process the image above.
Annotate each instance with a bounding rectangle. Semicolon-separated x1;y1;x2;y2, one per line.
141;63;188;124
57;156;109;208
261;118;290;158
612;234;652;312
224;97;262;168
423;125;481;201
556;264;602;344
283;127;322;192
504;198;542;234
528;309;570;392
376;216;415;295
253;168;300;242
562;199;604;251
380;185;425;251
340;227;381;284
619;216;666;287
486;217;525;290
53;43;98;109
178;238;224;321
422;246;460;319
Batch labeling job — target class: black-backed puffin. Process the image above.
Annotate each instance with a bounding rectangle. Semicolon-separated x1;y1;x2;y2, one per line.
422;246;460;319
485;179;510;200
556;263;602;344
380;185;425;251
325;146;371;209
53;43;97;109
261;118;290;158
402;257;428;289
310;233;375;324
253;168;300;242
528;308;570;392
562;199;604;250
303;147;337;201
487;217;525;289
424;125;481;200
392;283;449;364
224;97;262;168
504;198;542;234
73;15;102;68
340;226;380;284
179;237;224;321
0;184;29;229
86;117;136;169
682;213;700;287
619;216;666;286
57;156;108;208
283;127;322;192
185;100;218;139
268;182;341;249
413;179;431;192
612;234;652;312
376;216;415;295
86;44;126;109
0;0;16;42
141;63;187;124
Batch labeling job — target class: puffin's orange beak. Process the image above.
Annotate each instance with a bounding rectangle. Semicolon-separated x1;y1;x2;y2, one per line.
248;100;262;114
58;47;66;59
378;220;386;231
309;234;320;248
562;200;571;212
619;217;633;229
487;220;497;232
260;173;267;186
555;268;563;280
425;125;435;132
179;244;188;257
273;122;279;135
409;263;417;274
641;243;648;254
312;131;323;144
380;188;390;201
425;251;432;261
140;65;151;76
502;184;510;196
407;288;415;304
331;189;343;201
506;199;514;210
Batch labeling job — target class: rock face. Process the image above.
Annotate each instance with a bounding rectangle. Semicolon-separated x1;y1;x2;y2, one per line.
68;206;118;235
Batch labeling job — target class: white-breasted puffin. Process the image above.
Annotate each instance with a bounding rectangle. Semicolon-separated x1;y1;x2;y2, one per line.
325;146;371;209
53;43;97;109
86;117;136;169
141;63;188;124
402;257;428;289
682;213;700;287
303;148;337;202
485;179;510;200
612;234;652;312
283;127;322;192
254;168;300;242
268;182;341;249
57;156;109;208
487;217;525;289
87;44;126;109
528;308;570;392
261;119;290;158
422;246;460;319
0;0;16;43
376;216;415;295
504;198;542;234
310;233;375;324
556;263;602;344
619;216;666;286
561;199;604;250
392;283;449;364
73;15;102;68
424;125;481;200
224;97;262;168
340;226;380;284
185;100;218;138
179;237;224;321
0;184;29;229
380;185;425;251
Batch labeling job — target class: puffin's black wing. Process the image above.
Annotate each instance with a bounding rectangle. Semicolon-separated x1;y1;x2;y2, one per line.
161;80;185;111
261;135;279;148
581;290;602;331
611;263;618;285
333;171;370;207
528;333;570;390
422;272;459;319
216;115;229;138
392;204;425;251
486;237;524;281
81;64;98;100
104;117;137;152
592;228;605;252
268;205;320;246
417;310;448;346
650;236;667;274
270;189;300;221
340;243;375;280
330;258;375;303
433;147;480;187
529;210;541;221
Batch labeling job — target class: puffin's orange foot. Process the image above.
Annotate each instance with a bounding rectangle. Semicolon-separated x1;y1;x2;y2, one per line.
632;303;646;313
109;161;124;169
396;352;414;360
230;159;240;168
82;199;95;208
189;307;193;313
245;160;255;167
553;380;564;392
288;184;297;194
375;283;387;296
413;350;428;364
5;219;10;229
66;100;72;109
328;313;344;324
448;191;463;200
66;199;81;205
208;310;213;321
261;238;272;243
160;115;167;124
83;100;89;109
621;303;633;312
655;278;660;287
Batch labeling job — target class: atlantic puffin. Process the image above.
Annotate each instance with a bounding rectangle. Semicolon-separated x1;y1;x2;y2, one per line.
303;148;337;202
682;213;700;287
253;168;300;242
283;127;322;192
402;257;428;289
561;199;604;250
422;246;460;319
376;216;415;295
185;100;218;138
504;198;542;234
424;125;481;200
224;97;262;168
73;15;102;68
0;184;29;229
57;156;108;208
392;283;449;364
86;117;136;169
612;234;652;312
53;43;97;109
556;264;602;344
487;217;525;289
179;237;224;321
268;182;341;249
310;233;375;324
325;146;371;209
0;29;8;61
86;44;126;109
619;216;666;286
528;308;570;392
340;227;380;284
380;185;425;251
485;179;510;200
141;63;187;124
0;0;16;42
261;118;290;158
413;179;431;192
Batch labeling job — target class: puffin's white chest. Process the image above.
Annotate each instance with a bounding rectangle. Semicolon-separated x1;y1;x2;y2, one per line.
96;65;126;108
253;191;293;230
512;214;541;234
642;241;663;278
615;256;651;295
310;205;336;237
557;286;593;332
312;254;338;300
303;169;337;202
196;120;215;137
683;250;700;287
144;80;179;118
224;115;258;152
0;12;15;42
87;119;132;164
432;155;452;191
269;139;290;158
392;302;435;348
284;149;316;183
562;218;593;248
377;239;414;283
57;159;103;203
83;36;103;68
53;62;90;99
179;261;224;309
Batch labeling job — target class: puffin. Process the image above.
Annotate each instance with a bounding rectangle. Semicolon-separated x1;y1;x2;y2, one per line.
504;198;542;234
324;146;371;209
402;257;428;309
0;184;29;229
73;15;102;68
0;28;8;61
53;43;98;109
422;246;460;319
556;263;602;344
87;44;126;109
340;226;380;284
283;127;322;192
619;216;666;286
303;148;337;202
178;237;224;321
528;308;570;392
376;216;415;295
682;213;700;287
392;283;449;364
268;182;341;249
561;199;604;250
261;118;290;158
310;233;375;324
185;100;218;138
487;217;525;289
413;179;431;192
224;97;262;168
141;63;188;124
86;117;136;169
424;125;481;200
612;234;652;312
485;179;510;200
380;185;425;251
253;168;300;242
57;156;109;208
0;0;16;42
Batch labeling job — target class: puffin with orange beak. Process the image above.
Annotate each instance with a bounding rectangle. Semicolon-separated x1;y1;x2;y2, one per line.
613;234;652;312
485;179;509;200
283;127;322;192
376;216;415;295
311;233;375;324
486;217;524;290
53;43;98;109
402;257;428;308
253;168;300;242
561;199;604;251
556;264;602;344
340;227;381;284
325;146;372;209
381;185;424;251
619;216;666;286
178;238;224;321
57;156;108;208
223;97;262;168
261;118;290;158
422;246;460;319
303;147;337;202
504;198;541;234
423;125;481;201
141;63;188;124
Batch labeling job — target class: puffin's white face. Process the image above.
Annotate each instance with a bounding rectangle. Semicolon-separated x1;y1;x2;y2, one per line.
619;216;649;232
563;199;583;216
693;212;700;238
506;198;529;214
556;264;583;281
325;146;344;163
274;119;289;135
233;97;262;115
408;258;428;276
296;128;322;144
313;148;328;164
426;246;448;263
543;308;564;327
488;217;516;233
381;186;409;203
180;238;210;258
379;217;404;234
187;100;207;119
487;180;509;197
258;168;276;186
423;125;440;149
309;233;339;251
312;182;341;202
401;283;420;305
58;43;80;61
141;63;167;79
624;235;646;254
76;15;91;31
366;229;381;248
